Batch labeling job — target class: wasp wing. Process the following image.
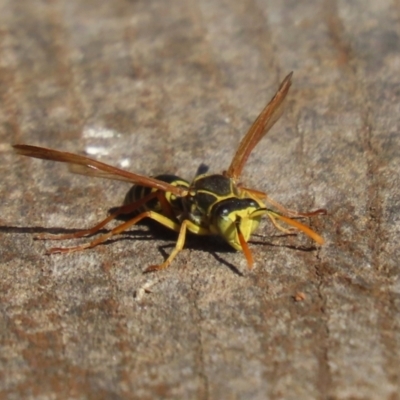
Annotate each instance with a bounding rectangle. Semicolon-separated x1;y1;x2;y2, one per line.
68;164;146;182
225;72;293;180
13;144;188;197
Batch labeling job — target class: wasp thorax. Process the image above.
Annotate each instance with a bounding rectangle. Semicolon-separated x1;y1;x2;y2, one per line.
211;198;267;251
190;174;239;213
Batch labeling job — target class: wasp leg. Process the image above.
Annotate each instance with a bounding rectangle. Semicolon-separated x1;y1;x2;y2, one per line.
145;220;211;273
144;220;189;272
238;185;267;200
46;210;182;255
35;191;160;241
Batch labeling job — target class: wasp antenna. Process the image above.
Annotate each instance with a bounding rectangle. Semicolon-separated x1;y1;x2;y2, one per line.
269;212;325;245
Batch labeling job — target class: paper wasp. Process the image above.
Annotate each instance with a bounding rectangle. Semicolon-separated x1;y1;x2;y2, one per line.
13;72;325;272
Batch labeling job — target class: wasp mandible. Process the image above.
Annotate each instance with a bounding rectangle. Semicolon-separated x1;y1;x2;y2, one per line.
13;72;326;272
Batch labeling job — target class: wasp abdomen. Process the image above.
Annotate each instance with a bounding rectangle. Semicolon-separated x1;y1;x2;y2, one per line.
124;174;189;214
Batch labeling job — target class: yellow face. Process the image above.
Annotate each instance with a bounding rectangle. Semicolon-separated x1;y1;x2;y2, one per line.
212;200;267;250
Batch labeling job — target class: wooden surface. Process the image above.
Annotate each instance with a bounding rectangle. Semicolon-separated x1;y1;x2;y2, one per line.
1;0;399;399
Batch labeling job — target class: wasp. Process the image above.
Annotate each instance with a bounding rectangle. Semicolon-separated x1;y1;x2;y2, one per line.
13;72;325;272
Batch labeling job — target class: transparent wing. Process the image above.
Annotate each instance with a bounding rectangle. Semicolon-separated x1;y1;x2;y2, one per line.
225;72;293;180
13;144;188;197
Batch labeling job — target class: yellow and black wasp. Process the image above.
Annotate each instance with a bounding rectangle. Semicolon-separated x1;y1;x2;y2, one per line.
13;72;325;272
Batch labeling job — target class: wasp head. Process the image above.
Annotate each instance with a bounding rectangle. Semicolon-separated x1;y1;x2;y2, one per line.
211;198;267;251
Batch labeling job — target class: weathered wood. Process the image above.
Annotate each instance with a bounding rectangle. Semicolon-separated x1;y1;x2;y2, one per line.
1;0;399;399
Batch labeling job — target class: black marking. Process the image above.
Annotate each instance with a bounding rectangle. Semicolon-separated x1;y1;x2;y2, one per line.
124;174;189;214
194;174;235;197
195;191;218;213
211;198;260;219
195;163;209;176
